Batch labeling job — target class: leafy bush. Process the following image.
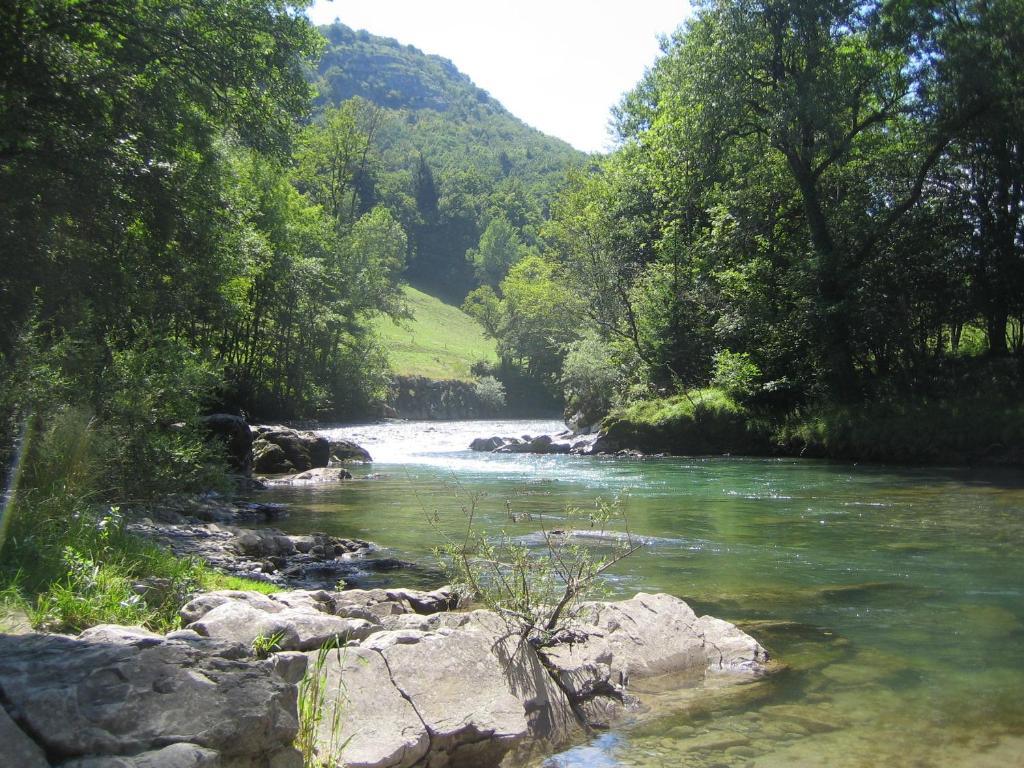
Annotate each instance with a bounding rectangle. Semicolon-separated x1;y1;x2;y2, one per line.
711;350;762;401
560;332;619;428
603;388;772;455
0;410;274;634
778;396;1024;464
432;489;643;647
472;376;507;414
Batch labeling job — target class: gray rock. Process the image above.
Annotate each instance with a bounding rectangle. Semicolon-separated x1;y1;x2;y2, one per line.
383;586;457;614
306;646;428;768
0;703;50;768
269;652;308;686
188;599;375;652
188;601;301;651
374;611;575;766
264;467;352;486
541;593;769;690
269;590;334;614
0;632;300;765
694;614;771;672
379;614;436;632
232;530;296;558
274;609;376;650
78;624;164;645
329;589;413;621
252;441;294;474
253;429;332;473
328;439;372;463
469;436;504;452
62;742;220;767
180;591;283;625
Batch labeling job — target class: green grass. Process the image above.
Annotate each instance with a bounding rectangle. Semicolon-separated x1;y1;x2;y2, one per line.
1;409;277;634
615;388;744;424
374;285;496;381
778;397;1024;464
602;388;771;455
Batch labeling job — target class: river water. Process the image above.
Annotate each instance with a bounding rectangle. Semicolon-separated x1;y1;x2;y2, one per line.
256;419;1024;767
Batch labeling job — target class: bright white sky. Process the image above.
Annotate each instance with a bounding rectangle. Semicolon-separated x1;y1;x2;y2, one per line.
305;0;691;153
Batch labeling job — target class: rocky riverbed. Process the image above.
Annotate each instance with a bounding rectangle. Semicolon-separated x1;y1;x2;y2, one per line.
0;587;770;768
126;496;437;591
0;425;774;767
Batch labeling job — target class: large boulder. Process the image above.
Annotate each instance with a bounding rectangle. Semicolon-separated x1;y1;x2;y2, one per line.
358;611;576;767
0;704;49;768
328;439;372;463
0;629;303;767
252;428;333;474
188;600;375;651
201;414;253;473
252;441;293;474
305;646;429;768
540;592;770;696
469;436;505;452
61;743;221;768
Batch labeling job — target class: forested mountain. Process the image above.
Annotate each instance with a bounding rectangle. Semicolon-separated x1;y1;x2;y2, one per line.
310;22;586;301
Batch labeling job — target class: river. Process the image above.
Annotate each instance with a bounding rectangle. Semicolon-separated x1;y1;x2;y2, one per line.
255;419;1024;767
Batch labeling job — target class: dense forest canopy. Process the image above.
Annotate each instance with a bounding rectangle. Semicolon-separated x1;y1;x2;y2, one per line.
0;0;1021;482
461;0;1022;437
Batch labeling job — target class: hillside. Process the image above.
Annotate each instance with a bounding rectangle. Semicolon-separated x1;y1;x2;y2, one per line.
374;285;497;381
312;22;588;302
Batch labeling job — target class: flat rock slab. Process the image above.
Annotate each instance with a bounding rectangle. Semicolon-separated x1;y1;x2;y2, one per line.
61;743;221;768
307;646;428;768
0;630;302;766
371;611;576;767
189;601;374;651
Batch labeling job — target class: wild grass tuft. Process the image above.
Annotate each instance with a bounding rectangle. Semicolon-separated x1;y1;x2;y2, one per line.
296;639;350;767
1;409;275;634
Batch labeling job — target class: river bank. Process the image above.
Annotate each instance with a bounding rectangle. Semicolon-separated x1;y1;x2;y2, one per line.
589;390;1024;467
0;483;771;767
255;419;1024;767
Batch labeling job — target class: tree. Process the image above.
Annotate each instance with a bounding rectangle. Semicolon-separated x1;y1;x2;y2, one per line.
628;0;991;395
294;99;386;232
498;256;583;386
466;216;527;287
0;0;321;354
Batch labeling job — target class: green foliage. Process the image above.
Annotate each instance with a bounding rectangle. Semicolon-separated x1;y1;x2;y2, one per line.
0;410;275;634
560;333;620;427
603;389;770;456
432;490;643;647
312;22;585;303
466;216;528;288
0;0;321;359
461;287;504;339
539;0;1024;445
711;351;762;402
251;631;286;659
472;376;507;415
296;640;349;768
496;256;584;388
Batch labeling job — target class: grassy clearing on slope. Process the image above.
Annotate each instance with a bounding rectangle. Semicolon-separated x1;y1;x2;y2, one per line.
375;285;497;381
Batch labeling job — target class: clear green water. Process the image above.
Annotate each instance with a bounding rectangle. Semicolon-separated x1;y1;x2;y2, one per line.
256;420;1024;767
